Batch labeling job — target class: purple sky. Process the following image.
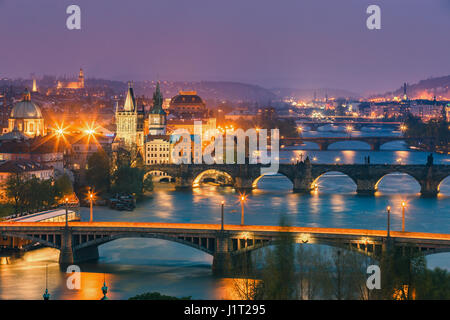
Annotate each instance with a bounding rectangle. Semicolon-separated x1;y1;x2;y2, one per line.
0;0;449;94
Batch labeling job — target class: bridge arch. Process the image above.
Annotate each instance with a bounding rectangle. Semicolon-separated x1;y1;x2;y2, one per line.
327;140;372;150
437;175;450;195
73;232;215;255
374;171;422;194
252;173;293;189
311;170;357;192
192;169;234;187
144;170;173;183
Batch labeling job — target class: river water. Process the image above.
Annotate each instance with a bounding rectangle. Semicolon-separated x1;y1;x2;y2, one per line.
0;127;449;300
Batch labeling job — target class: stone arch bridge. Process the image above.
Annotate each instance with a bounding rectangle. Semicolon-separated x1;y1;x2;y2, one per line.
281;136;435;151
1;222;449;276
147;162;450;197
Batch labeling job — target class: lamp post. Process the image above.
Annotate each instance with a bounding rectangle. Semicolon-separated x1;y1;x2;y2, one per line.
64;196;69;228
240;195;245;226
221;201;225;231
401;201;406;232
386;206;391;238
89;190;94;222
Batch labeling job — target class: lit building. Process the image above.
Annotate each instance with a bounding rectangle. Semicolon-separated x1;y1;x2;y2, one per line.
148;82;167;135
167;118;216;141
0;159;54;202
56;68;85;90
6;88;45;137
169;91;208;119
114;82;145;152
145;135;171;165
0;137;64;173
32;78;38;92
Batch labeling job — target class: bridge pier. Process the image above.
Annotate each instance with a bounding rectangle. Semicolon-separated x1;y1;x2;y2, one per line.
370;143;381;151
212;232;233;277
356;179;377;195
420;181;439;197
175;176;193;190
234;176;254;192
292;177;313;193
59;229;74;265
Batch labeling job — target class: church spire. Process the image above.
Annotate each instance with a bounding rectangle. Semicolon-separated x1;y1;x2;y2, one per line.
123;81;136;112
153;81;163;108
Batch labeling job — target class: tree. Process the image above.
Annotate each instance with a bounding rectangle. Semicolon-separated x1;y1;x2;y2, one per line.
142;174;154;192
86;151;111;194
5;173;24;213
111;165;146;198
416;267;450;299
260;216;297;299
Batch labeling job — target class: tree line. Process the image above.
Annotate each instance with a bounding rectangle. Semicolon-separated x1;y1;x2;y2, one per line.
5;173;73;214
403;114;449;153
85;147;153;199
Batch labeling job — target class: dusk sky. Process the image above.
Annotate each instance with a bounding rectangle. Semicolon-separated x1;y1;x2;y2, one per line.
1;0;449;95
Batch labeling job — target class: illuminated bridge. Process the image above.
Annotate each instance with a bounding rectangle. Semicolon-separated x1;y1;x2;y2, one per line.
280;136;435;151
147;161;450;197
0;222;449;276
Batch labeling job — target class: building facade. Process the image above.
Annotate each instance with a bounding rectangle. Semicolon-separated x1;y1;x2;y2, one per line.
114;82;145;153
6;89;45;137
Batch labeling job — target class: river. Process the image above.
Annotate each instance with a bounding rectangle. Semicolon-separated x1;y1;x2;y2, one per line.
0;127;448;300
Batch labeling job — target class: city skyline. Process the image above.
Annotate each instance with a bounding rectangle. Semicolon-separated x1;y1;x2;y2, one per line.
0;0;449;95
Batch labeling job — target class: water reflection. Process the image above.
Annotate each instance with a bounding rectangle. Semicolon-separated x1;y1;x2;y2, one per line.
0;139;449;299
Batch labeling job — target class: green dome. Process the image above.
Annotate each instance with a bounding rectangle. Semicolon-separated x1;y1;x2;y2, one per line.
10;89;43;119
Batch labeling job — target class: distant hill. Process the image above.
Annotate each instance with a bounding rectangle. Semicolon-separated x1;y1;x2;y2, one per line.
135;81;278;105
370;75;450;100
271;87;361;101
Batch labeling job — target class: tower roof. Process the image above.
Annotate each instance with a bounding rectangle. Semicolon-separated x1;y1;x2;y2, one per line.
150;82;166;115
123;82;136;111
10;89;43;119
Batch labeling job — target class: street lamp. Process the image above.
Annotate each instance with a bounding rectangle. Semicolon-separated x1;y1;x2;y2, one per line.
401;201;406;232
386;205;391;238
88;189;94;222
64;196;69;228
240;195;246;226
346;125;353;137
221;201;225;231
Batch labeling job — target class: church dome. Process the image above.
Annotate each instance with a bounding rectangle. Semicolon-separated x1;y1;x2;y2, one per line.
170;91;205;106
10;89;43;119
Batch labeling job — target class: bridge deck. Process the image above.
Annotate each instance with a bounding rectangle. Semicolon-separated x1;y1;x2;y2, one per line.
1;222;449;243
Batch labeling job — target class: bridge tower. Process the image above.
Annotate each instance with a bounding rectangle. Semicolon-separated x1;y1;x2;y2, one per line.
292;158;314;193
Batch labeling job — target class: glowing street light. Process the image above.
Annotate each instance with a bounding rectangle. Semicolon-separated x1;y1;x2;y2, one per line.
335;157;341;164
346;125;353;137
401;201;406;232
386;206;391;238
400;124;407;133
240;195;246;226
64;196;69;228
88;189;95;222
221;200;225;231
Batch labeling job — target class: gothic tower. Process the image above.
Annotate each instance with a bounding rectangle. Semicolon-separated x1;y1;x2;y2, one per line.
115;82;144;151
148;82;167;135
78;68;85;89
